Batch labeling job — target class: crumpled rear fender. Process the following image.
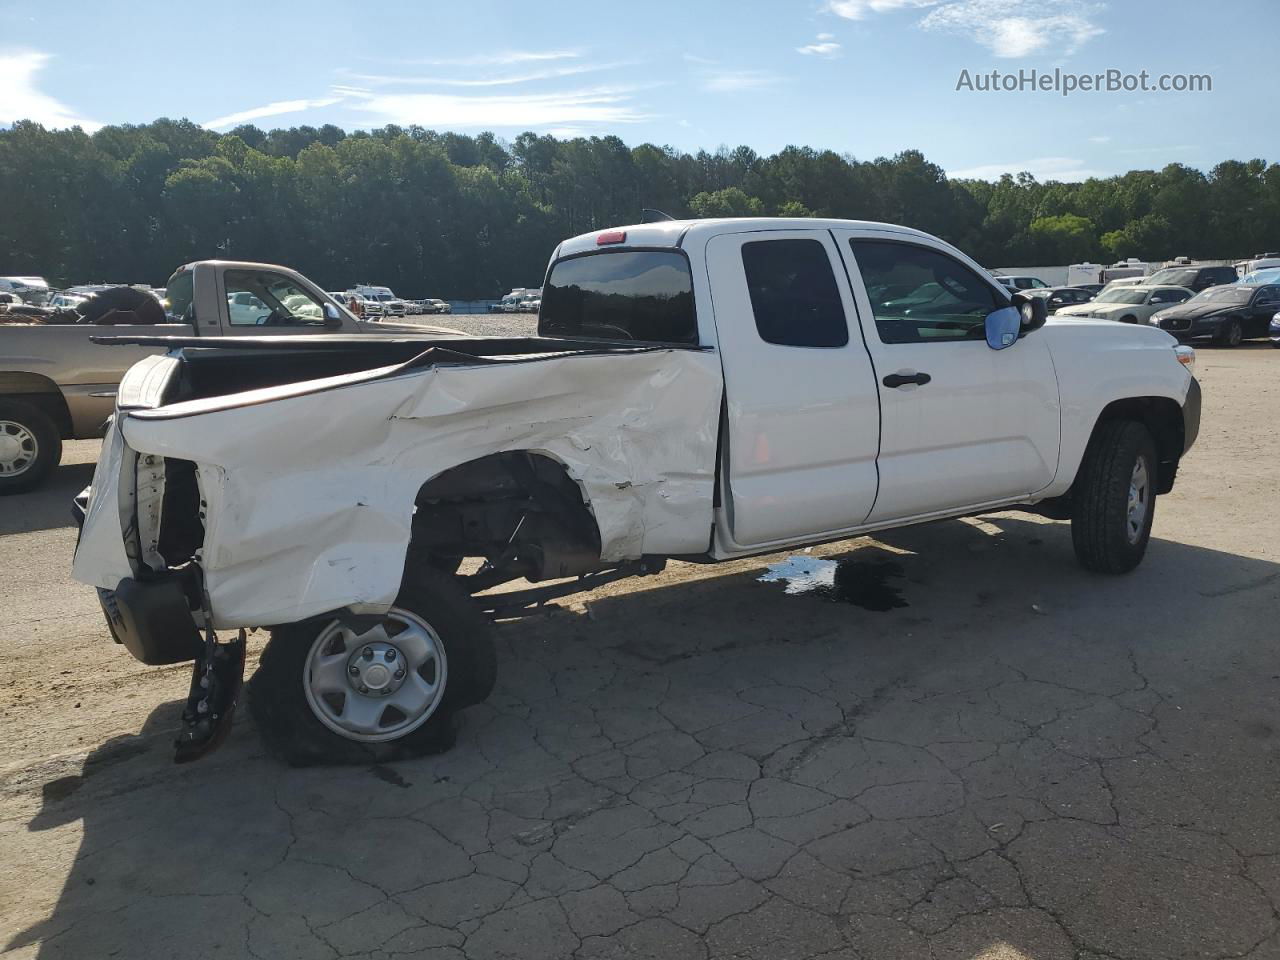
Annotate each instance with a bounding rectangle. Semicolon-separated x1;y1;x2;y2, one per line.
110;349;723;628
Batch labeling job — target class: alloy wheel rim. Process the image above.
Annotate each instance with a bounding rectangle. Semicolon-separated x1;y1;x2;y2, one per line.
0;420;38;477
303;608;448;742
1126;456;1150;545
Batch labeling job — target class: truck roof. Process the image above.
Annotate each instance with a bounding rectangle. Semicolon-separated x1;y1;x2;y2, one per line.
555;217;944;259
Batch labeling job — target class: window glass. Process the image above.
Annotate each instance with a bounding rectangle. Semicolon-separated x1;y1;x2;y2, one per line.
849;240;1003;344
740;239;848;348
224;270;326;327
539;251;696;343
164;269;195;322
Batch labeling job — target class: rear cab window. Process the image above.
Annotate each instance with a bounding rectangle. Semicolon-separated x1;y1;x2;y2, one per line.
539;250;697;343
741;238;848;347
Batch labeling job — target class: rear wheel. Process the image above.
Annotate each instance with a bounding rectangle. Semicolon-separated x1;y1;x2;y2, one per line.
1216;318;1243;347
249;567;496;766
1071;420;1158;574
0;399;62;495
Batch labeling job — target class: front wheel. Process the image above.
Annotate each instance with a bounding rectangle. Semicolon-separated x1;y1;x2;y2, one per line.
1071;421;1158;574
0;399;62;495
249;567;496;765
1216;318;1243;347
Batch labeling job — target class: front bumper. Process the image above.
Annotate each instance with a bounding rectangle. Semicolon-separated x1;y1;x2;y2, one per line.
1152;315;1223;339
73;484;203;665
1183;377;1201;454
98;575;203;665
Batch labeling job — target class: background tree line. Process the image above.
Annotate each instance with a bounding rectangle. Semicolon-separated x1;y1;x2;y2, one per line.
3;118;1279;298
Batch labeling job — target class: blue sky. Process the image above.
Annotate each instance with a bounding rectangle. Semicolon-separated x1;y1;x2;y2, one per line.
1;0;1274;180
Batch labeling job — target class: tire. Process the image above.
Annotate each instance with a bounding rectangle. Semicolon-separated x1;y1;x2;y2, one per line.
1071;420;1158;574
0;399;63;495
249;566;496;766
1215;318;1243;347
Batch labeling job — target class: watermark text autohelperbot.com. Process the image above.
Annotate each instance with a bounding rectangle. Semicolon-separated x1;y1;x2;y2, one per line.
956;68;1212;96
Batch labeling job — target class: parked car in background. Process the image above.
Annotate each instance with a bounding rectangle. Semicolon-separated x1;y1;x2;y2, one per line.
1058;285;1193;324
0;291;23;306
0;276;50;305
995;275;1049;291
1235;254;1280;277
350;284;408;317
1149;283;1280;346
1099;276;1147;293
422;299;452;314
1241;267;1280;286
342;292;383;318
1076;283;1105;295
1028;286;1096;315
48;293;91;311
0;262;460;494
1141;264;1237;293
227;290;269;325
491;288;541;312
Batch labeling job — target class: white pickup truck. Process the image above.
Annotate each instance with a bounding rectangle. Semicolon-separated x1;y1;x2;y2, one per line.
71;218;1201;764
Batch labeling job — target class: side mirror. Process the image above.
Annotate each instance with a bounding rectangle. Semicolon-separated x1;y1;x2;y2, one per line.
323;302;344;328
1011;291;1048;333
984;306;1022;350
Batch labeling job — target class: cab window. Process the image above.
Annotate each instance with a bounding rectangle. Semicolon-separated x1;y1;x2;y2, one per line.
849;240;1004;344
741;239;848;348
224;270;326;327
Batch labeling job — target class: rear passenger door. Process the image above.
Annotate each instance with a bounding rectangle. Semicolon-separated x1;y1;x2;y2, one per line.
834;231;1061;524
706;230;881;548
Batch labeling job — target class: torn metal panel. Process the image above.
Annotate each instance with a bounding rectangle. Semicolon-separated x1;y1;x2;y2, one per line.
74;348;722;629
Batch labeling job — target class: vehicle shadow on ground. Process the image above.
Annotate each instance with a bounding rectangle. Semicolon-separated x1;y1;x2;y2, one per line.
0;461;94;536
10;515;1280;959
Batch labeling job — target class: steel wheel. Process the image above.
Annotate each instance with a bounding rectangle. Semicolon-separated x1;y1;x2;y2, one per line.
302;608;448;742
0;420;38;478
1126;456;1150;545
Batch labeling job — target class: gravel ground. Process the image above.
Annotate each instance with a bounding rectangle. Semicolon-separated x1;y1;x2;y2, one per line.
399;312;538;338
2;344;1279;960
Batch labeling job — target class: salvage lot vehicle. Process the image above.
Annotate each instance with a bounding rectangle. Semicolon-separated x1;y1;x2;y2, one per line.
0;262;459;494
71;217;1201;765
1148;283;1280;345
1142;264;1237;293
1056;285;1193;324
1026;286;1096;315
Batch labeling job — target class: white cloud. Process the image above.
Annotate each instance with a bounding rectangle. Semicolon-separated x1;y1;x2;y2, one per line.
827;0;939;19
700;69;780;93
797;33;843;57
948;155;1110;181
920;0;1104;58
345;85;652;129
0;49;99;130
375;50;581;68
346;61;623;89
203;96;344;131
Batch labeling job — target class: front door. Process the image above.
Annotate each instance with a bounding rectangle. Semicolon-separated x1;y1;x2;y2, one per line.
706;230;881;547
833;231;1061;524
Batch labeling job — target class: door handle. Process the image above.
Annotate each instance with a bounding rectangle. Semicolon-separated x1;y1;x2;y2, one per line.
882;371;932;388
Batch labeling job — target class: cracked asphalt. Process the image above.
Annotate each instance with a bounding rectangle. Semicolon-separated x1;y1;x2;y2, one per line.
3;344;1280;960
